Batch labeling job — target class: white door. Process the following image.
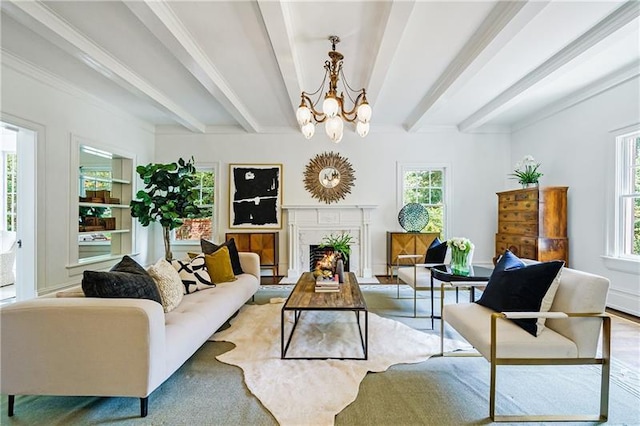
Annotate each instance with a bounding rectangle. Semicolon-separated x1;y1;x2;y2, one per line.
1;121;37;300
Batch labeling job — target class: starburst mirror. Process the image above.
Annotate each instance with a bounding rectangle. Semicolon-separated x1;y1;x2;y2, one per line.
303;152;355;204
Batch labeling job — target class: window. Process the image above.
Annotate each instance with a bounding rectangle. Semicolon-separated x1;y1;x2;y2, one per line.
4;152;17;231
173;168;216;242
398;164;447;235
615;131;640;258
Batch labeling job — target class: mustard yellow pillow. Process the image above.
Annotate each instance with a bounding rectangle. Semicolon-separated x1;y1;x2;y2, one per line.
204;246;237;284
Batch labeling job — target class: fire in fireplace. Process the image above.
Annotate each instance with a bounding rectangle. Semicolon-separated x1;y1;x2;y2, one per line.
309;245;350;272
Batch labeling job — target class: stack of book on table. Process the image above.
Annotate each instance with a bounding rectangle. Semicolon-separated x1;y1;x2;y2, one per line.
315;276;340;293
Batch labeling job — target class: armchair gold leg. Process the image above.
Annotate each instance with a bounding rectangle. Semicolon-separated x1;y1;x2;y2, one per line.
488;314;611;422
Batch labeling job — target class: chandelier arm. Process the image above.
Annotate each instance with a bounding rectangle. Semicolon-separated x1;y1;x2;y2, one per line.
339;91;367;121
300;93;327;123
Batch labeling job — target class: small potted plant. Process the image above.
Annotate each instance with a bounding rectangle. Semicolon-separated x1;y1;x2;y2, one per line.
510;155;543;188
318;232;354;262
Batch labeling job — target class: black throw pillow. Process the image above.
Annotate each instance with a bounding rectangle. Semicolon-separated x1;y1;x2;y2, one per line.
200;238;244;276
81;255;162;304
492;249;525;274
424;237;448;264
476;260;564;336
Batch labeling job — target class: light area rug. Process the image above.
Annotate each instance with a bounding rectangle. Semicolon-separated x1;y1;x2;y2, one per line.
210;298;467;426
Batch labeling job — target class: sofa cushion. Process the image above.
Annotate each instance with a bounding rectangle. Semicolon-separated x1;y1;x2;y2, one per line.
493;251;561;335
424;238;447;264
172;254;214;294
201;238;244;275
82;255;162;304
204;246;237;284
147;258;184;312
477;260;564;336
493;249;525;273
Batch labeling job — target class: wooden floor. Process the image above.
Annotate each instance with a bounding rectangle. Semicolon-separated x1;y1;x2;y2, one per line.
261;275;640;368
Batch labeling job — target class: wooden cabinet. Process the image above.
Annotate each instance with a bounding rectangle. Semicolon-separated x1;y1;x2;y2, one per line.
495;186;568;265
387;232;440;276
225;232;279;281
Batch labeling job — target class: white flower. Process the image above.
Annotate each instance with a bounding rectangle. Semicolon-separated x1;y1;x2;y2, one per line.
447;237;472;252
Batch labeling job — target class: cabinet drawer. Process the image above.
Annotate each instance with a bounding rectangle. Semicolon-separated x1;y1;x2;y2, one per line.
499;200;538;212
496;234;536;245
498;211;538;223
497;222;538;236
498;190;538;203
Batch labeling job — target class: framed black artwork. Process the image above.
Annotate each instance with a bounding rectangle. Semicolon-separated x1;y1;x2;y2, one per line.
229;164;283;229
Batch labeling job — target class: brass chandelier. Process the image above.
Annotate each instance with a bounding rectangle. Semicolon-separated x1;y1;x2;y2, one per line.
296;36;372;143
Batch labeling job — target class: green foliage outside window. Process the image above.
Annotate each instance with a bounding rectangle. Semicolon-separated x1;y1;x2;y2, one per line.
633;138;640;255
403;169;444;236
5;154;17;231
174;170;215;242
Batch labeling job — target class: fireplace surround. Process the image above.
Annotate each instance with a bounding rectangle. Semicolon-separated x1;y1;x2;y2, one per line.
282;205;376;281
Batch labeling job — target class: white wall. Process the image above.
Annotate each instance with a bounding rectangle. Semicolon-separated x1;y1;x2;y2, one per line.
1;64;156;295
156;129;512;275
511;76;640;316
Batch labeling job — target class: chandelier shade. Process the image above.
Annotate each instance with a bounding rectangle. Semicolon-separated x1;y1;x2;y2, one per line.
296;36;372;142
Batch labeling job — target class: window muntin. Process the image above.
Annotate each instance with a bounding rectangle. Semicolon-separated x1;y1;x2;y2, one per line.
173;169;215;242
401;168;445;235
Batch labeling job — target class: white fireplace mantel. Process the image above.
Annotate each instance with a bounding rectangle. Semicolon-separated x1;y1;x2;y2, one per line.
282;205;377;280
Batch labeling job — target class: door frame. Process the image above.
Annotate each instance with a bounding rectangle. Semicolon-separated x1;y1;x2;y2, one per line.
1;113;45;300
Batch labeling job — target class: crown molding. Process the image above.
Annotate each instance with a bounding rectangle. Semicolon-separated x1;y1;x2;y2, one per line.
459;1;640;133
512;60;640;133
5;0;206;133
1;49;155;134
126;1;260;133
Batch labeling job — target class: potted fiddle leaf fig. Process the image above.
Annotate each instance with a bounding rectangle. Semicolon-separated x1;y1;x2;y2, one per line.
130;157;202;261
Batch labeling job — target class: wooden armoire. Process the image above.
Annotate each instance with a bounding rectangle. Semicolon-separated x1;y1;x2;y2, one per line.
495;186;568;266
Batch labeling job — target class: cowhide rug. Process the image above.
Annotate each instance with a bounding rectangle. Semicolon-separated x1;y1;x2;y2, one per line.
210;299;466;425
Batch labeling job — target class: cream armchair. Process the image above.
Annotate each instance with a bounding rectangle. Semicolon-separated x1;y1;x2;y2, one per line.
1;231;17;287
440;263;610;422
396;245;474;320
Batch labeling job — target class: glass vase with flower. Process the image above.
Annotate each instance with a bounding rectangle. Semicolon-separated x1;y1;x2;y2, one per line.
447;237;473;276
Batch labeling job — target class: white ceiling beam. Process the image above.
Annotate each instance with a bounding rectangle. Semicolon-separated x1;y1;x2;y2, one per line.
405;0;546;132
366;0;416;107
458;0;640;133
125;1;260;133
512;60;640;133
257;0;303;118
4;0;206;133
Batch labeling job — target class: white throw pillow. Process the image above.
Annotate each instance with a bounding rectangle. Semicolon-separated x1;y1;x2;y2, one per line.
171;254;215;294
147;258;184;312
536;267;563;335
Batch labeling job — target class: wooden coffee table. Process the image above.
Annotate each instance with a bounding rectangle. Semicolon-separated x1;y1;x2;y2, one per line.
281;272;368;360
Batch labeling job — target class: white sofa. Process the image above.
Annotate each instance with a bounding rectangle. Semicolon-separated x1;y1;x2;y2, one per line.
0;252;261;418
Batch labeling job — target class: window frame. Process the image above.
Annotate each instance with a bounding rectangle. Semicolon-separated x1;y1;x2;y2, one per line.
171;162;219;245
396;162;451;237
604;125;640;274
613;130;640;259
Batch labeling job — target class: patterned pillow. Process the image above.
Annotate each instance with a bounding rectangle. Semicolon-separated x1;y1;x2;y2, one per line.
171;254;215;294
147;258;184;312
82;255;162;304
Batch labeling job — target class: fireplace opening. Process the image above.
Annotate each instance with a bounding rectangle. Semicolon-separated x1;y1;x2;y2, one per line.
309;245;350;272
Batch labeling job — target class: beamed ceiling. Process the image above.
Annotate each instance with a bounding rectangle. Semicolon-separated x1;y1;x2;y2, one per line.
1;1;639;135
